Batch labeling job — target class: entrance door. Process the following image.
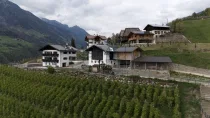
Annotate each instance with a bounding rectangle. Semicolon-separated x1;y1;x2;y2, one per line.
62;63;66;67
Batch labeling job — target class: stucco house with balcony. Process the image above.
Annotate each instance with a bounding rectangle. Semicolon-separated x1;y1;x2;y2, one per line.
39;44;78;67
144;24;170;38
127;31;155;45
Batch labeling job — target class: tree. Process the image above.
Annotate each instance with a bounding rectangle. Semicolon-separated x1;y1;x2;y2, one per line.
71;38;76;48
47;66;55;74
192;12;197;18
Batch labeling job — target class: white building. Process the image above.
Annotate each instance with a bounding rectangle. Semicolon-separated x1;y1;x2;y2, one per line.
85;35;107;65
144;24;170;38
85;35;107;48
40;44;77;67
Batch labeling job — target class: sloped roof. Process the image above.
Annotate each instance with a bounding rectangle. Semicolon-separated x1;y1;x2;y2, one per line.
86;45;142;53
86;45;114;52
144;24;170;30
123;28;141;37
131;31;154;35
85;35;107;41
120;30;125;37
148;24;170;28
133;56;172;63
114;47;142;52
40;45;78;51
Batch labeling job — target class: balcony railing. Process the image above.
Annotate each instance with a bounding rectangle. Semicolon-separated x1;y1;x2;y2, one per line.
42;53;59;56
42;59;59;63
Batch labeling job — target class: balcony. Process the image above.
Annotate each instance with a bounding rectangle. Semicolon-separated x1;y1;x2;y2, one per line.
42;59;59;63
42;53;59;57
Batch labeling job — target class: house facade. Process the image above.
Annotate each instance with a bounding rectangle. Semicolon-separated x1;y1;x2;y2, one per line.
119;28;141;43
127;31;155;45
40;45;77;67
144;24;170;38
85;35;108;65
86;44;142;67
85;35;107;48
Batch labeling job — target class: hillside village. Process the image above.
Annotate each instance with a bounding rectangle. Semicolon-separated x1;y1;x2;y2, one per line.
1;0;210;117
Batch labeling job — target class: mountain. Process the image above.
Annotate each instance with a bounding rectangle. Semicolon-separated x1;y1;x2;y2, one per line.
42;18;88;48
0;0;88;63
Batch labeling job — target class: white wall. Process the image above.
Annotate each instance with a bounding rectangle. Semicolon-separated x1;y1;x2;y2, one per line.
42;50;77;67
151;30;170;38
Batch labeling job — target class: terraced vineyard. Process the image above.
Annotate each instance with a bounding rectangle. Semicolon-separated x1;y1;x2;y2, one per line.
0;66;190;118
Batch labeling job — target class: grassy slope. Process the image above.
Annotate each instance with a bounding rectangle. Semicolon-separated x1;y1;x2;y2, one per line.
181;18;210;43
143;43;210;69
0;36;39;63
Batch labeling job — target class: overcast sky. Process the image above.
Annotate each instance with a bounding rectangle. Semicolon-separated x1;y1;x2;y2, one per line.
10;0;210;37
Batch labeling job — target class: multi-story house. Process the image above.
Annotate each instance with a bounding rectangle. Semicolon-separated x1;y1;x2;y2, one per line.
85;35;107;48
119;28;141;43
127;31;155;45
85;34;143;67
144;24;170;38
40;44;77;67
85;35;107;65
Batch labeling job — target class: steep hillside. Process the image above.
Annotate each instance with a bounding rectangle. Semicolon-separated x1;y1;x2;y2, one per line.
0;36;37;63
0;0;88;63
42;18;88;48
180;19;210;43
170;8;210;43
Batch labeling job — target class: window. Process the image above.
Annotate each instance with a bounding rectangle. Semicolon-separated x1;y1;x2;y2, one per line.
69;52;72;54
95;61;97;63
63;52;67;54
101;61;103;64
111;61;112;64
155;31;158;34
63;57;67;60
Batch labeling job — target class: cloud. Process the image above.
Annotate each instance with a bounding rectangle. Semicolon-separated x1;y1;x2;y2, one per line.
9;0;210;37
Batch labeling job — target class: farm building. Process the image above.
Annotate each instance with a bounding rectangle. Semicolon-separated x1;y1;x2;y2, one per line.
132;56;172;70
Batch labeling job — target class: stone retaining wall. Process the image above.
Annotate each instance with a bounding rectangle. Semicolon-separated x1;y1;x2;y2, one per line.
113;68;170;80
171;63;210;78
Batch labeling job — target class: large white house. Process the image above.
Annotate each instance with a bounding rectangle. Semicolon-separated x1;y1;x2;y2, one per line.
40;44;77;67
144;24;170;38
85;35;143;67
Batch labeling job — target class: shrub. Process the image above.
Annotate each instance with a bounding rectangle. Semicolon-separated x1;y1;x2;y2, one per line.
47;66;55;74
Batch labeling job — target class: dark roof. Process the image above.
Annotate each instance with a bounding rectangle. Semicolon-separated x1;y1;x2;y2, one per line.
86;45;114;52
114;47;142;52
85;35;107;41
121;28;140;37
148;24;169;28
86;45;142;53
120;30;125;37
133;56;172;63
144;24;170;31
39;45;78;52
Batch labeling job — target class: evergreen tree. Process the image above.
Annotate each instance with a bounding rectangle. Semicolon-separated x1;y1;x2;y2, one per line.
71;38;76;48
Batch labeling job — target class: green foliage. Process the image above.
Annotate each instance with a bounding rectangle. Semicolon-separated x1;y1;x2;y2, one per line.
144;47;210;69
0;65;187;118
0;36;38;63
77;51;88;60
71;38;76;48
47;66;55;74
